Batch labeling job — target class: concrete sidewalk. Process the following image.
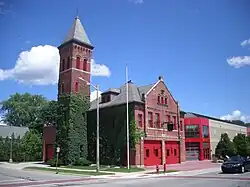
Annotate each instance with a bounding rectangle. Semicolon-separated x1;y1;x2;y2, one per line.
0;160;222;179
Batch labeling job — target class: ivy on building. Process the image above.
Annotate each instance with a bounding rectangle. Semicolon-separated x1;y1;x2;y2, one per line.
56;93;90;165
87;103;144;166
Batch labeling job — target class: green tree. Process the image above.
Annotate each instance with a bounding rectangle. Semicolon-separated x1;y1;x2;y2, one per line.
129;119;144;149
20;131;42;161
233;133;250;157
35;100;59;133
0;93;47;131
215;133;236;157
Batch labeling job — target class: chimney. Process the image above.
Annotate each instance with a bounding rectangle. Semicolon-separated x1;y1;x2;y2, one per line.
158;76;164;81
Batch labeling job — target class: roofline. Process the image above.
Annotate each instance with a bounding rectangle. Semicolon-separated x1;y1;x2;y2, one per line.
58;38;94;50
183;111;247;127
88;101;144;112
146;79;178;105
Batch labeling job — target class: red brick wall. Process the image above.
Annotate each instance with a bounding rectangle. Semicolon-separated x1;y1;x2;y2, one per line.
58;42;92;96
133;79;186;166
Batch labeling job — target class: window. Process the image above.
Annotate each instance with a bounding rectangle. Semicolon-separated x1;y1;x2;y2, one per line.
173;116;177;129
166;149;170;156
155;113;160;128
165;97;168;105
76;57;80;69
75;82;79;92
83;59;87;71
161;97;164;104
106;95;111;102
157;96;160;103
148;112;153;127
202;125;209;138
138;114;143;127
180;120;183;131
167;115;171;123
146;149;150;157
185;125;200;138
154;149;159;157
67;57;70;69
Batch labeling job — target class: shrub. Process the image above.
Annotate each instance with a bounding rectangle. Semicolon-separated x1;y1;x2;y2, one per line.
74;157;92;166
47;158;62;167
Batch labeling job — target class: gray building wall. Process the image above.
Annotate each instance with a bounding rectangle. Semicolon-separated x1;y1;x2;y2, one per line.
209;119;247;155
0;125;29;138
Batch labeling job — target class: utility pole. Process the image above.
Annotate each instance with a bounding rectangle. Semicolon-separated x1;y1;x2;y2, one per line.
177;101;181;163
126;65;130;170
96;85;100;172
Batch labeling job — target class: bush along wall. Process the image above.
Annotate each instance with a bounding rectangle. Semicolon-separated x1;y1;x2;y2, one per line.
87;103;144;166
56;93;90;165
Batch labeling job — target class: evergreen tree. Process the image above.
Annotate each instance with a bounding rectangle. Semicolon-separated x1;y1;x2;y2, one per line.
215;133;236;157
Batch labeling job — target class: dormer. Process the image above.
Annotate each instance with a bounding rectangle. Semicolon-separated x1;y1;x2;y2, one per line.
101;88;120;103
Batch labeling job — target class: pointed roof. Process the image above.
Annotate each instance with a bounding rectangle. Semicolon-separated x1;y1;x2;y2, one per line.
63;16;93;47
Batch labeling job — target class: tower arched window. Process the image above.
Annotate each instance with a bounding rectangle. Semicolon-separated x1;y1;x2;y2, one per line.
75;82;79;92
83;59;87;71
67;57;70;69
76;57;80;69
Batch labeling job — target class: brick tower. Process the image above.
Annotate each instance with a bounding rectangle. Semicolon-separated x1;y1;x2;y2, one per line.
58;16;94;97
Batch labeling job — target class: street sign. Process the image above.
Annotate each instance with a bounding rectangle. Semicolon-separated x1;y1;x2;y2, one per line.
56;147;60;153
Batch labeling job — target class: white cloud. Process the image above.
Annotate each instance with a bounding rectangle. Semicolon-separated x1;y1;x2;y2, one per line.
0;45;60;85
0;45;111;85
90;90;102;102
227;56;250;68
220;110;250;123
129;0;144;4
91;59;111;77
241;38;250;47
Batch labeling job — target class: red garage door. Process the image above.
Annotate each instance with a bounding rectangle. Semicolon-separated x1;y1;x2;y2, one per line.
165;141;179;164
144;140;162;166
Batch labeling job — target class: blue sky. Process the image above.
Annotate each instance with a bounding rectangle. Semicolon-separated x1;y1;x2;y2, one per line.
0;0;249;121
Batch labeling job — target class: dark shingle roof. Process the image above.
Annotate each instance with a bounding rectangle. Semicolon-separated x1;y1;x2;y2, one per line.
0;126;29;138
63;17;92;47
89;82;152;111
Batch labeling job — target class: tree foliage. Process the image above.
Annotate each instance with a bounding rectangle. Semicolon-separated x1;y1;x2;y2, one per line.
0;93;47;130
129;119;144;149
56;93;89;165
233;133;250;157
215;133;236;157
0;131;42;162
0;93;59;134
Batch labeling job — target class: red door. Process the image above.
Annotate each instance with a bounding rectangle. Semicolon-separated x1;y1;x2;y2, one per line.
165;141;179;164
46;144;54;161
144;140;162;166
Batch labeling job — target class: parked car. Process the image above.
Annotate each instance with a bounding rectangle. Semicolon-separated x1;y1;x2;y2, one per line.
221;155;250;173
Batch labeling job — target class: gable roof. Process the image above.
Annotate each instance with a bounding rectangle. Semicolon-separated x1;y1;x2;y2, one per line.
0;126;29;138
89;82;153;111
63;16;93;47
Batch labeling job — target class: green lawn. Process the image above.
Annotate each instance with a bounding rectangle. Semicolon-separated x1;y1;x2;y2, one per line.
61;165;96;170
104;167;145;173
24;167;114;176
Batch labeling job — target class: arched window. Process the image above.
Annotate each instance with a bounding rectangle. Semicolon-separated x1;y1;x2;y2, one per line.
75;82;79;92
165;97;168;105
76;57;80;69
67;57;70;69
83;59;87;71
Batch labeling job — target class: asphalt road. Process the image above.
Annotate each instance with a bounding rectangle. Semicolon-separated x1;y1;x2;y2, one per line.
0;166;250;187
